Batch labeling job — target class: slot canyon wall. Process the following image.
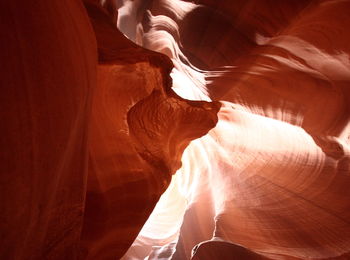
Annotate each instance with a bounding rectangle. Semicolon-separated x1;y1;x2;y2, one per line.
1;0;350;260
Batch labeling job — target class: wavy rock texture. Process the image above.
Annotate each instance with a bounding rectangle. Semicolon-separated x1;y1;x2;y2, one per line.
116;0;350;259
80;3;219;259
0;1;219;259
1;0;350;260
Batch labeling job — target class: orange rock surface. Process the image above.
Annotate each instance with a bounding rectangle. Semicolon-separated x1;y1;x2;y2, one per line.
1;1;350;260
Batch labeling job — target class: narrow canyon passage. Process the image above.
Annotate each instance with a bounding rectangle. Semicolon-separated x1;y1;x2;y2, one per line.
1;1;350;260
117;1;350;259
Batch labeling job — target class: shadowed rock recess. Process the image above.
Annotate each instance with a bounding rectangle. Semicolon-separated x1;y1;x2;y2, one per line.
1;0;350;260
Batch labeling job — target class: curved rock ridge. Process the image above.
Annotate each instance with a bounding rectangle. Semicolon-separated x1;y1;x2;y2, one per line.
0;1;97;259
80;60;220;260
116;0;350;259
1;0;350;259
0;1;220;259
80;2;221;259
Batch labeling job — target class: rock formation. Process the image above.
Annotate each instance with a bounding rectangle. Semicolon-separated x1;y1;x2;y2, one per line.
1;0;350;260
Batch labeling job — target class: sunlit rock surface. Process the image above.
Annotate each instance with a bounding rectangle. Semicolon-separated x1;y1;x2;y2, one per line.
1;0;350;260
117;0;350;260
0;1;219;259
80;4;219;260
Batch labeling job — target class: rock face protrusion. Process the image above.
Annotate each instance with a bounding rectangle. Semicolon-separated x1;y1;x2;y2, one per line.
0;1;220;259
118;1;350;260
80;60;220;259
81;2;221;259
2;0;350;259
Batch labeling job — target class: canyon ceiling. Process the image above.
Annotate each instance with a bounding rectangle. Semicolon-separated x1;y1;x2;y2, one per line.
1;0;350;259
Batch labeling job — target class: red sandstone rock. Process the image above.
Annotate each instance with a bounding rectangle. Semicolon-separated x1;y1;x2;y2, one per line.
1;0;350;260
0;1;97;259
120;1;350;259
1;1;219;259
